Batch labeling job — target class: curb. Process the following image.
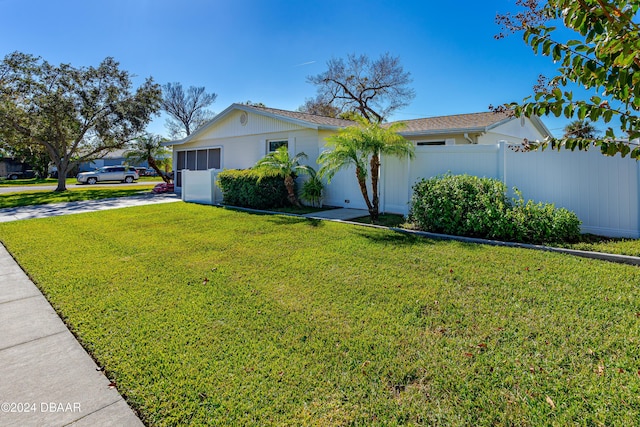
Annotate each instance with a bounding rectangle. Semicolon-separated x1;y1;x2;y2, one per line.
385;227;640;267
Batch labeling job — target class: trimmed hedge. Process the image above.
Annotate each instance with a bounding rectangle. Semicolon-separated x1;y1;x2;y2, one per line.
409;174;581;244
217;169;289;209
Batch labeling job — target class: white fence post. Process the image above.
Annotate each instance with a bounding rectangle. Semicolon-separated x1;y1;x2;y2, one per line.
498;141;507;186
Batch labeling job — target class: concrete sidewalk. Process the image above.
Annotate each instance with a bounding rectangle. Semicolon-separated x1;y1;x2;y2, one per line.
0;193;180;223
0;244;143;426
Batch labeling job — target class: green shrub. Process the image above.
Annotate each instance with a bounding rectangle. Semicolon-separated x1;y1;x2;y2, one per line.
409;174;581;244
505;190;581;244
300;170;324;208
217;169;289;209
409;174;511;238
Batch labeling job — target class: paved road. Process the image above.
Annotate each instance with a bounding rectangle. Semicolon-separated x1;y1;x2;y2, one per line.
0;182;158;194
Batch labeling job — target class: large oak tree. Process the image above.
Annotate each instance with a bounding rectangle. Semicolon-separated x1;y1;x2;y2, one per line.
0;52;162;191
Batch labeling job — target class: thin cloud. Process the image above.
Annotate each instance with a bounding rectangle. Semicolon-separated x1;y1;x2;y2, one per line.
294;61;316;67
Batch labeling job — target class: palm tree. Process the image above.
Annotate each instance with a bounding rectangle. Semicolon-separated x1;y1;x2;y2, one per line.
254;146;314;207
318;117;414;220
564;120;597;139
124;133;172;183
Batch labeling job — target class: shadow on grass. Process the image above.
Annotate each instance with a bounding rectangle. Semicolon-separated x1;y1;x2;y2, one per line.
265;214;324;227
353;228;428;246
353;227;500;252
219;204;325;227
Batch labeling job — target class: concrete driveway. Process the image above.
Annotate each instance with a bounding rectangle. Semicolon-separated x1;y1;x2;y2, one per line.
0;193;180;223
0;182;157;194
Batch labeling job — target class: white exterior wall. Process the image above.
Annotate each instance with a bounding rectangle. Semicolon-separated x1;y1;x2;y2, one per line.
173;108;639;238
405;134;471;145
196;110;306;139
173;110;325;189
479;117;547;145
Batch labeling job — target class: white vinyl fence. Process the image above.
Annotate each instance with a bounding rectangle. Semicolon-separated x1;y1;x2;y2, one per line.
181;169;222;205
374;142;640;238
183;144;639;238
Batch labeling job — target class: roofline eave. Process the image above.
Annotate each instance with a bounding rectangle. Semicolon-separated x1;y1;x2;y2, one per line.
399;127;486;137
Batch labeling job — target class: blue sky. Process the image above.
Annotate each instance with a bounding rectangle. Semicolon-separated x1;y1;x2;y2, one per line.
1;0;576;137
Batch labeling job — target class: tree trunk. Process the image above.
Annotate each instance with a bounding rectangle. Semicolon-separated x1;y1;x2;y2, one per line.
284;175;300;207
355;166;374;216
369;154;380;221
54;159;68;192
148;155;171;183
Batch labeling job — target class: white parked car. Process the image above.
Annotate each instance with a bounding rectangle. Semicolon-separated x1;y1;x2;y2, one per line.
77;166;139;184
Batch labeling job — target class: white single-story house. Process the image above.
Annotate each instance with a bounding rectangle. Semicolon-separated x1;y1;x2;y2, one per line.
167;103;640;238
168;102;549;194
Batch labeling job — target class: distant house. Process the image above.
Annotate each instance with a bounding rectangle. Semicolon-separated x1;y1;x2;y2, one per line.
0;157;33;178
79;147;172;173
79;149;142;172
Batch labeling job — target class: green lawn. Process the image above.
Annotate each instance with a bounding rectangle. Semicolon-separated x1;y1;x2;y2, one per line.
567;238;640;257
0;203;639;426
0;185;158;209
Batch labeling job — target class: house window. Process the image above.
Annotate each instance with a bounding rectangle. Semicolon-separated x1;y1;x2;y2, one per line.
176;148;222;187
417;141;446;146
268;140;288;152
186;151;196;170
196;150;208;170
208;149;221;169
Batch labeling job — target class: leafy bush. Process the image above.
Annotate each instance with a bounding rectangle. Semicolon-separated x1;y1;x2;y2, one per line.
300;170;324;208
504;190;582;244
217;169;289;209
409;174;581;244
409;174;511;238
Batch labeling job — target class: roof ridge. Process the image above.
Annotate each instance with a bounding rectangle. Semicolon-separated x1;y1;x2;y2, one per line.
390;111;508;124
239;103;356;123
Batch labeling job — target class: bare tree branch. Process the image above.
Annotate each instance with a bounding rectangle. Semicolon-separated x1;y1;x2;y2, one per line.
161;82;217;138
307;53;415;122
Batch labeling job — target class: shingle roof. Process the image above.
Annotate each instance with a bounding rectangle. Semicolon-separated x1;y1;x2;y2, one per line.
243;104;357;128
390;111;513;134
167;104;532;147
244;105;514;133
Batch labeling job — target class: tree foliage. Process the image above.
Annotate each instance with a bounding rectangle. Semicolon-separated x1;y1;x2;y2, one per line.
0;52;162;191
124;133;172;183
307;53;415;123
318;117;414;220
0;137;49;178
162;82;217;139
297;95;341;118
494;0;640;158
240;100;267;108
